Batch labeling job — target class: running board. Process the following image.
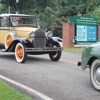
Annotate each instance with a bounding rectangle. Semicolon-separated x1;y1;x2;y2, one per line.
25;47;63;52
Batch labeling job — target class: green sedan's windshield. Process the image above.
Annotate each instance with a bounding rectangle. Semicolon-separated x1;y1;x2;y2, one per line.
10;16;38;27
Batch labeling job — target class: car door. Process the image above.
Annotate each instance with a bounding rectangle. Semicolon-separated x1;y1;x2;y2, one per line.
0;17;10;44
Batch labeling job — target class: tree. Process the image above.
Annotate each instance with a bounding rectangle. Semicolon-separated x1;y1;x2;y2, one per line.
0;0;100;38
0;0;19;12
82;0;100;14
88;7;100;23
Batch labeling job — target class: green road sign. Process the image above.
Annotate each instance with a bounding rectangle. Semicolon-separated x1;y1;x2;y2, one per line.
70;16;98;26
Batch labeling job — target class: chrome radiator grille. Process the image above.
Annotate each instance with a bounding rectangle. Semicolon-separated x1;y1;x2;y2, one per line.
33;29;46;48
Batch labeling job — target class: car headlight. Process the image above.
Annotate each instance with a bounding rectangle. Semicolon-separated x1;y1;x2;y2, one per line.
45;31;53;37
29;31;35;38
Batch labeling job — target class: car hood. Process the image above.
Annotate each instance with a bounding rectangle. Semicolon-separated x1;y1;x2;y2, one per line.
14;27;38;32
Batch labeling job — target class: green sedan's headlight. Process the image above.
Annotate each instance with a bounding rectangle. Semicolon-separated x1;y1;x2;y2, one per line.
29;31;35;38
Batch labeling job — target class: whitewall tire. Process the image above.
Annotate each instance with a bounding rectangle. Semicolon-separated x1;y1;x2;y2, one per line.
15;43;27;63
4;32;15;49
90;59;100;91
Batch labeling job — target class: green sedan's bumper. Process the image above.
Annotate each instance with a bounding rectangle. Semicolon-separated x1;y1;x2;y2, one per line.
77;62;81;66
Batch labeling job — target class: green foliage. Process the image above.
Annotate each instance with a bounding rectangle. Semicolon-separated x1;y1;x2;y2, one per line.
0;0;16;6
64;48;83;53
88;7;100;23
0;0;100;37
85;0;100;13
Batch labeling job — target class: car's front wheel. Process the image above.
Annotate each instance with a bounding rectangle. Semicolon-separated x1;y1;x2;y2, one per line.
49;42;61;61
15;43;27;63
90;59;100;91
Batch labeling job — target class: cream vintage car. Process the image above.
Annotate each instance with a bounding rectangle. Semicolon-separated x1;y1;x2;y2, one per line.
0;14;62;63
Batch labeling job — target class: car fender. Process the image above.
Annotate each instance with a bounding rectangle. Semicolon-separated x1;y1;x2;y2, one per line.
51;40;60;47
51;37;62;47
81;43;100;70
48;37;60;47
6;38;32;52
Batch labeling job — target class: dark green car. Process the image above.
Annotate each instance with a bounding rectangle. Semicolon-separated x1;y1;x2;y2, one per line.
78;42;100;91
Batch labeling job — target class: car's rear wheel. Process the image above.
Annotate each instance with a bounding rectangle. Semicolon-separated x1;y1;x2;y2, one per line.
5;32;15;49
49;42;61;61
15;43;27;63
90;59;100;91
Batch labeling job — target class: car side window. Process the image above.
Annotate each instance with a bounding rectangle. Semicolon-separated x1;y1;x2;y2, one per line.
10;17;19;26
1;18;9;27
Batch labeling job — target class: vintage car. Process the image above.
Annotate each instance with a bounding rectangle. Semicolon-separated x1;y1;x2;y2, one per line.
78;42;100;91
0;14;62;63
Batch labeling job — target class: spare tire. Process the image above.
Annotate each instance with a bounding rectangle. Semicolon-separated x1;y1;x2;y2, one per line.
4;32;15;49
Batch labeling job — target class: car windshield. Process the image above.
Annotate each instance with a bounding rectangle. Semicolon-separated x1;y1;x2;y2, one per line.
10;16;38;27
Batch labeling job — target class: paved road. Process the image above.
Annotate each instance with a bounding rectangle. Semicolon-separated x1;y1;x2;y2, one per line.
0;51;100;100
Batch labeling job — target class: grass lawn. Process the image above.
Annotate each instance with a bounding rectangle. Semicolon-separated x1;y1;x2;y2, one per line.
0;80;32;100
64;48;84;53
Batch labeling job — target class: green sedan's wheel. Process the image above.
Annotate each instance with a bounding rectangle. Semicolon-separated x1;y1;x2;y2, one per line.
49;43;61;61
15;43;27;63
90;59;100;91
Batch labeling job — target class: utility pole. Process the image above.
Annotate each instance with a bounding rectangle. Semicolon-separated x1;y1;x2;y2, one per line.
8;6;10;13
